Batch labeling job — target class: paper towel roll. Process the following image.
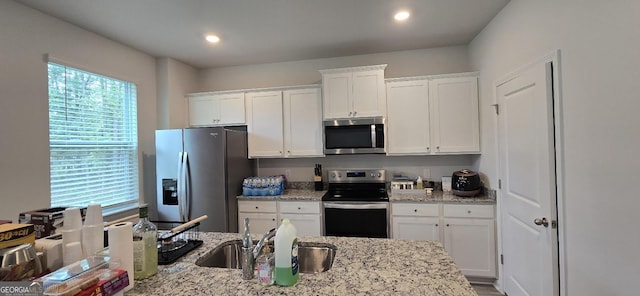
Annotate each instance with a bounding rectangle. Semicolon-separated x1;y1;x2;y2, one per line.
108;222;134;292
63;242;83;266
82;224;104;257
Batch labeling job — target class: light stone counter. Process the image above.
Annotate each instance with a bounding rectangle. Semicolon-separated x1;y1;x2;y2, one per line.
127;232;477;296
237;189;326;201
391;191;495;205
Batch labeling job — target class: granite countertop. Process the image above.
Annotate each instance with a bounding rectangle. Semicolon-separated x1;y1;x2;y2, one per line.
237;189;326;201
127;232;477;296
238;189;495;205
390;190;495;205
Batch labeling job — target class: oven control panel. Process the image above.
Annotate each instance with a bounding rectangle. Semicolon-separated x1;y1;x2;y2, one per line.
327;169;386;183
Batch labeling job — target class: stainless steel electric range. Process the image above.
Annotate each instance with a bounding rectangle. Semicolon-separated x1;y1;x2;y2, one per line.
322;169;389;238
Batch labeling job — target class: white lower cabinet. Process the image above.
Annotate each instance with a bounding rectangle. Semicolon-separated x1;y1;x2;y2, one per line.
278;201;321;237
391;203;440;241
443;204;496;278
238;200;278;235
238;200;321;237
391;202;496;278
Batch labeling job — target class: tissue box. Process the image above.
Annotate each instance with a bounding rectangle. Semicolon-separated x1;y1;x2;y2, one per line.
19;207;87;239
0;223;35;249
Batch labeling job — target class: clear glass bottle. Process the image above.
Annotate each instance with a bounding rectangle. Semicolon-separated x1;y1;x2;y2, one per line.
133;204;158;279
256;242;275;285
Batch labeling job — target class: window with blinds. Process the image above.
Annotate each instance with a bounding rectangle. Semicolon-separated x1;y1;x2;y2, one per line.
48;63;139;209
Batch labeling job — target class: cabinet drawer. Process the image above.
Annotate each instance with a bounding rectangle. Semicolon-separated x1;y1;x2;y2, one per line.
443;204;494;218
238;200;278;213
392;203;439;217
279;201;320;214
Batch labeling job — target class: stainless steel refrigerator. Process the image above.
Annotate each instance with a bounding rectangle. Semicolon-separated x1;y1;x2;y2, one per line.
155;127;254;233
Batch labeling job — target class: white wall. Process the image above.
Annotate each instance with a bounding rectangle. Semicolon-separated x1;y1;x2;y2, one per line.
0;1;158;221
198;46;470;91
469;1;640;294
156;57;199;129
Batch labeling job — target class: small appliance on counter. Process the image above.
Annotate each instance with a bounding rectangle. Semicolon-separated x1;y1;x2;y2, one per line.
451;169;482;197
19;207;87;239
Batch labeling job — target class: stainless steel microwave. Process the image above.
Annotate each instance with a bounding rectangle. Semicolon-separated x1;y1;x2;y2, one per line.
323;117;385;154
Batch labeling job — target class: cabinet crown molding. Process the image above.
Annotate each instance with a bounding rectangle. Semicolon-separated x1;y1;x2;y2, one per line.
188;84;321;98
385;71;479;83
319;64;387;75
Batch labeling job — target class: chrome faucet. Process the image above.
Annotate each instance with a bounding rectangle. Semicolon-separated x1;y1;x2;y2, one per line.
253;227;277;259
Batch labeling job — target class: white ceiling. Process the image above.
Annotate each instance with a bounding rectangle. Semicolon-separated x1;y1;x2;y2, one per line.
16;0;509;69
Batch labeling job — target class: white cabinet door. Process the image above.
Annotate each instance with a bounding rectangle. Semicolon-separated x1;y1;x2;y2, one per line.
352;69;386;117
392;216;440;241
322;72;353;119
282;214;321;237
283;88;323;157
238;212;278;235
321;65;387;119
429;76;480;153
188;95;220;126
217;94;245;125
278;201;321;236
386;79;431;155
443;217;496;278
246;91;284;158
188;92;245;127
238;200;278;235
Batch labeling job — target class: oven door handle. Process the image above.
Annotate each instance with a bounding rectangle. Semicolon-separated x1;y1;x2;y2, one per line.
323;202;388;210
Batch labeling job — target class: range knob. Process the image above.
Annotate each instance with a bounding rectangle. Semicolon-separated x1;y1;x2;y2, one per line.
331;173;336;178
370;173;375;177
337;173;342;178
377;173;382;177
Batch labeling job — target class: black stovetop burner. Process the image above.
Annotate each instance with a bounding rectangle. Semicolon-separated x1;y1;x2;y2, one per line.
321;169;389;202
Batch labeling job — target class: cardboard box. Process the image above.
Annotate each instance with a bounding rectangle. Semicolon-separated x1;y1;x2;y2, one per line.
0;223;35;249
19;207;87;239
74;269;129;296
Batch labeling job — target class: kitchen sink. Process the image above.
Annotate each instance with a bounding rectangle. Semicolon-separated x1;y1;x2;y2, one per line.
195;240;337;273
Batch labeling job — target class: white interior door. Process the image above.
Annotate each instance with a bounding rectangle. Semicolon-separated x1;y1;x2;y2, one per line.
497;61;559;296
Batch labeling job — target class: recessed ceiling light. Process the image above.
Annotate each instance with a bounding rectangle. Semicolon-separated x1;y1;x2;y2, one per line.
205;35;220;43
394;11;410;21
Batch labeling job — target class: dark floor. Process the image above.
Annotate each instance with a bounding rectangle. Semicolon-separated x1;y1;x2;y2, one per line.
471;284;503;296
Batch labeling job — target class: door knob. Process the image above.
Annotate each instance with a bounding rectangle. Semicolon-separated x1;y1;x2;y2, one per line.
534;217;549;227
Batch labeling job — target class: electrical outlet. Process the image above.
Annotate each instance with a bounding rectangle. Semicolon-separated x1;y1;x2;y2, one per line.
422;168;431;178
284;169;291;180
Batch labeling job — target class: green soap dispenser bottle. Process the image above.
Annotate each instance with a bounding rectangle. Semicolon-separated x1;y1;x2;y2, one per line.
274;218;299;286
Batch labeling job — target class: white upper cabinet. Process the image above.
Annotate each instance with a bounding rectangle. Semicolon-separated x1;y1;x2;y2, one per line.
320;65;387;119
245;91;284;158
283;87;324;157
246;86;324;158
188;92;245;127
429;75;480;153
386;79;431;155
386;73;480;155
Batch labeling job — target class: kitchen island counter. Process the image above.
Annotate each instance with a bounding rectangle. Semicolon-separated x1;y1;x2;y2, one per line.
127;232;476;295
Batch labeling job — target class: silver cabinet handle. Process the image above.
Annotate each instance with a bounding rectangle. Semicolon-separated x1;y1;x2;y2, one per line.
534;217;549;227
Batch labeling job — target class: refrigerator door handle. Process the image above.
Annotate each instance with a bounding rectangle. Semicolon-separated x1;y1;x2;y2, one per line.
182;152;191;222
177;152;186;222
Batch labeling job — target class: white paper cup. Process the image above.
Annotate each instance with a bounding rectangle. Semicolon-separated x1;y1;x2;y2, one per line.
84;203;103;226
64;207;83;230
63;241;83;266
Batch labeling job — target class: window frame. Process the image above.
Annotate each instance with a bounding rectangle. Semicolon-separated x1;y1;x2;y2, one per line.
47;59;141;213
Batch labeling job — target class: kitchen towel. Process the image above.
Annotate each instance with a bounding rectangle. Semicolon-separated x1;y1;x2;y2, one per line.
107;222;134;292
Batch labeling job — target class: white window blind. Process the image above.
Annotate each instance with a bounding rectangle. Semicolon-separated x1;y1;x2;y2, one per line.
48;63;139;208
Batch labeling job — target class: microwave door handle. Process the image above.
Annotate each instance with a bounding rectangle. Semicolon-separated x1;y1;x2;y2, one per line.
371;124;376;148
